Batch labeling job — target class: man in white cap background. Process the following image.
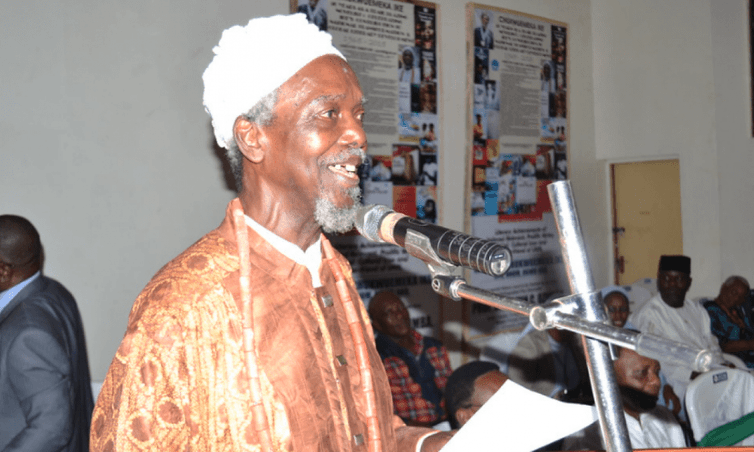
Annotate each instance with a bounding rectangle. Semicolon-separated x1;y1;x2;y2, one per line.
90;14;451;452
631;255;723;402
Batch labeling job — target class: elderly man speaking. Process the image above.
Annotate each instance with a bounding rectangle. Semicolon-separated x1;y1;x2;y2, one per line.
90;14;451;452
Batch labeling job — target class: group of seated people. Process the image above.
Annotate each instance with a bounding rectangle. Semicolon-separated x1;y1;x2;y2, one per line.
369;254;754;449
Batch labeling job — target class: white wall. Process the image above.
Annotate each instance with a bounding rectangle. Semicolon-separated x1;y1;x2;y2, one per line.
592;0;724;296
710;1;754;282
11;0;750;379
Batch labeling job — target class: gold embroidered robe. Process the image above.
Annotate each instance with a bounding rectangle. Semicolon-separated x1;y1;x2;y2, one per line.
91;199;430;451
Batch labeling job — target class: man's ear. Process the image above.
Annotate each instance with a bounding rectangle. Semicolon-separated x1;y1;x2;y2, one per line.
0;262;12;286
233;116;265;163
455;407;472;427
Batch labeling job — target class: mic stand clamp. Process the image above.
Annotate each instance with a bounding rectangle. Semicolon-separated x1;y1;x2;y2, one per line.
404;229;448;271
529;292;593;330
426;264;465;302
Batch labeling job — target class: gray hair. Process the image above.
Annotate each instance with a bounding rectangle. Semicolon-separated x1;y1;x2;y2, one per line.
226;88;279;192
722;275;750;290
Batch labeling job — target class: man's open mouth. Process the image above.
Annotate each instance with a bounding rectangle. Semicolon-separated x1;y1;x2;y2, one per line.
328;163;359;180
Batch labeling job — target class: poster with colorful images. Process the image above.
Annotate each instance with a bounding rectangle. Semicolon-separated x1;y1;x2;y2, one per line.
291;0;443;338
465;4;570;341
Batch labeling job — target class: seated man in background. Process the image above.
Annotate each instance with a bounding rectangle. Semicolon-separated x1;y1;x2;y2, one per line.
702;276;754;369
446;360;590;451
0;215;94;451
444;361;508;429
601;285;683;419
369;291;453;427
563;345;687;450
631;255;722;401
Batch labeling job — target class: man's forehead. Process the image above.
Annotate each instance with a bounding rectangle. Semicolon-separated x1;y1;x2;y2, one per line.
377;295;404;310
731;280;749;291
623;349;657;367
310;93;367;106
605;292;628;302
382;297;405;309
276;57;362;105
659;269;689;277
473;371;506;399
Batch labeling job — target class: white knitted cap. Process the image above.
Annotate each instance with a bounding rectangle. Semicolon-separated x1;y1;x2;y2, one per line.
202;14;345;149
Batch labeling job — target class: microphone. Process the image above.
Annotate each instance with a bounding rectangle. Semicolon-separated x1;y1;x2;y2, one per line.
355;204;512;276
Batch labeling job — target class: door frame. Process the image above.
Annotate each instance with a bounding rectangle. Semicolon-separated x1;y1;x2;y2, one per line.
604;155;681;285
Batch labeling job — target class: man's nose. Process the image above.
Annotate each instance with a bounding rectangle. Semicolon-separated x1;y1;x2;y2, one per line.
339;114;367;152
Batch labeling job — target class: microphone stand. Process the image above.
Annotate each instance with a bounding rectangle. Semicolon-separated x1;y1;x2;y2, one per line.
424;181;723;452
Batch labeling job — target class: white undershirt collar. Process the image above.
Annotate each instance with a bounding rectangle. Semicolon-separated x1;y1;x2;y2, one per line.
244;215;323;287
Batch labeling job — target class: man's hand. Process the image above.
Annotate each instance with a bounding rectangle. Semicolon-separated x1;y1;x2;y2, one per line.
420;431;456;452
662;384;682;417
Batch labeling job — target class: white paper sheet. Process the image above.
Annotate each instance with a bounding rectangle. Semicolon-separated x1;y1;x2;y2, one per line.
441;380;598;452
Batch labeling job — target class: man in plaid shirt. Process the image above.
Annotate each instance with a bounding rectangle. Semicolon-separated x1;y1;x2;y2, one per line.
369;291;453;427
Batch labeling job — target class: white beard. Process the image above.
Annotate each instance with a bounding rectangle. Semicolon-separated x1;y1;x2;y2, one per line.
314;185;362;234
314;147;365;234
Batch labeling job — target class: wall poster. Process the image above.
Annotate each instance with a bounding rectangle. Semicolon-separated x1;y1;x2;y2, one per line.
465;4;570;344
291;0;443;338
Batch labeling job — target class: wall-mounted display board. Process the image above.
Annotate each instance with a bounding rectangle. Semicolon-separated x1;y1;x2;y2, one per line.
291;0;443;337
465;4;570;342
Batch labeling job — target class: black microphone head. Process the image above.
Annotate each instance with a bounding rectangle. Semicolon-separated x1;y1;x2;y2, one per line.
355;204;392;243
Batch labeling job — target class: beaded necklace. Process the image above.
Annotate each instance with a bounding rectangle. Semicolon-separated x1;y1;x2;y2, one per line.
324;239;382;452
232;207;274;451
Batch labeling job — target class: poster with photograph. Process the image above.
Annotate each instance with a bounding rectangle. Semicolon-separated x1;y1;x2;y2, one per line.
291;0;443;338
465;4;570;340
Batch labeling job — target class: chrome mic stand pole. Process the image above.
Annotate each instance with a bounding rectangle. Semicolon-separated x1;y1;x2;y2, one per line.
547;181;630;452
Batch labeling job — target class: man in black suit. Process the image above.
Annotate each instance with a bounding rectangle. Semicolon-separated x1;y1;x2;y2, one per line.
474;12;494;49
0;215;93;451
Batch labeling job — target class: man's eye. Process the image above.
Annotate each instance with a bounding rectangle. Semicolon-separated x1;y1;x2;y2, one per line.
324;109;337;118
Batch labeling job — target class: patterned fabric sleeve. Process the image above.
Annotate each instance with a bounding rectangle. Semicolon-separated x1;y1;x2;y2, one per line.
383;357;439;424
426;345;452;391
91;313;193;451
705;302;738;346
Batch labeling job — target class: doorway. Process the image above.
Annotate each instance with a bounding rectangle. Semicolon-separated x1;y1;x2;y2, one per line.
610;159;683;285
